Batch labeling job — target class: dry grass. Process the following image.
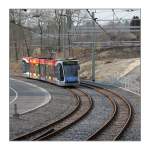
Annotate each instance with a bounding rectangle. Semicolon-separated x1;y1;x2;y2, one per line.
10;61;22;75
79;58;140;81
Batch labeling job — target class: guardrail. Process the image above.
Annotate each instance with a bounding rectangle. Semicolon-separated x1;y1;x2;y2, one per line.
105;72;140;95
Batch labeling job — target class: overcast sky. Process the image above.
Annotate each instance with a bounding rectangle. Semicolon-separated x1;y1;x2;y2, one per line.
21;9;141;27
90;9;140;24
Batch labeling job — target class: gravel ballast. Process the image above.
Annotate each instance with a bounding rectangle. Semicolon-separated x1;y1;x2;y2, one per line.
48;87;114;141
109;87;141;141
83;81;141;141
9;77;78;140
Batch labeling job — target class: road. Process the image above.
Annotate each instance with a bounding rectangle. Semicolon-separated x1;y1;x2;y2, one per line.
9;78;51;116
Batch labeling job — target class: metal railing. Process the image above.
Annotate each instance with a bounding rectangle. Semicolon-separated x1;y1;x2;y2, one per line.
105;72;140;95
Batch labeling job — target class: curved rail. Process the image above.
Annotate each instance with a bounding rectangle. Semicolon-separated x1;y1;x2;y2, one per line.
11;76;132;141
36;88;93;140
13;88;80;141
81;82;132;141
13;88;93;141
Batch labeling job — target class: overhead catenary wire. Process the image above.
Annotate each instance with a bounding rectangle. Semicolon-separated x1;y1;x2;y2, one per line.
86;9;113;40
86;9;125;46
112;9;122;23
11;9;140;50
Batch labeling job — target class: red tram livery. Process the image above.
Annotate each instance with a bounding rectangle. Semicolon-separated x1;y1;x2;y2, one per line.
21;57;80;86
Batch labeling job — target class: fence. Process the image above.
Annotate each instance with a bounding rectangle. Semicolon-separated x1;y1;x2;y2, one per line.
105;72;140;95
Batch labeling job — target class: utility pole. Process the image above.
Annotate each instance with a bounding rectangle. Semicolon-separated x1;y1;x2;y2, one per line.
60;14;67;58
63;16;66;58
33;14;43;53
112;9;115;25
92;12;96;82
61;9;72;59
66;9;72;57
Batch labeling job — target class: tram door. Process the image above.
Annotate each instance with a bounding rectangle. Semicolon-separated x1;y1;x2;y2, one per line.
35;64;40;79
30;63;35;78
55;63;64;81
50;65;55;81
45;64;50;81
39;64;46;80
21;60;29;77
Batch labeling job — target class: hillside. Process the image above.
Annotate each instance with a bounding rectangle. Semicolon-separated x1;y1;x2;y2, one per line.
79;47;140;83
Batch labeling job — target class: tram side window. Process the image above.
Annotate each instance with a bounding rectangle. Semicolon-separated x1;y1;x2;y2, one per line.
40;64;46;76
54;65;58;79
35;64;39;74
49;65;54;77
46;65;50;77
55;64;64;81
22;61;29;73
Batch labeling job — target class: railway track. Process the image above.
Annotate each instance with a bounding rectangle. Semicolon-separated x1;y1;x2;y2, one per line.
80;83;132;141
47;84;131;141
11;76;132;141
13;87;93;141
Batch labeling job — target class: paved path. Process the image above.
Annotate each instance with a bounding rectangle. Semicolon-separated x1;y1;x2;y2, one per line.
9;78;51;116
10;77;77;140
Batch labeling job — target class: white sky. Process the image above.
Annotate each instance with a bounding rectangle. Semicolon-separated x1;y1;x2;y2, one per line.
88;9;141;24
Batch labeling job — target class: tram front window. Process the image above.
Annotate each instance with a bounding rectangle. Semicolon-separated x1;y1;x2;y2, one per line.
63;65;79;77
55;64;64;81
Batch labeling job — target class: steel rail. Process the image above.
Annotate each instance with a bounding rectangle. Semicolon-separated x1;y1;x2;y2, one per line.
80;82;132;141
79;84;117;140
11;76;131;141
13;87;81;141
35;88;93;141
12;77;93;141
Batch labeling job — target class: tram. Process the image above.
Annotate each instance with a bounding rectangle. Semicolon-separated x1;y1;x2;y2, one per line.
21;56;80;86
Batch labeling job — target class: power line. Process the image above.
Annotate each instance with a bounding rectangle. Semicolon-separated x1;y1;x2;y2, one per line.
86;9;112;40
112;9;122;23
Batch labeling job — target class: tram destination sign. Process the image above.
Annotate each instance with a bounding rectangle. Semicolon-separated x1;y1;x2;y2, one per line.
63;61;78;65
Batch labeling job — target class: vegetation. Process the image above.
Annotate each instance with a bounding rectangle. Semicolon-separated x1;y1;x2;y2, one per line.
9;9;140;63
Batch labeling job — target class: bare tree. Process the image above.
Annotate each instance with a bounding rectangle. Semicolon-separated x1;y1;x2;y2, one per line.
54;9;64;51
10;9;31;61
